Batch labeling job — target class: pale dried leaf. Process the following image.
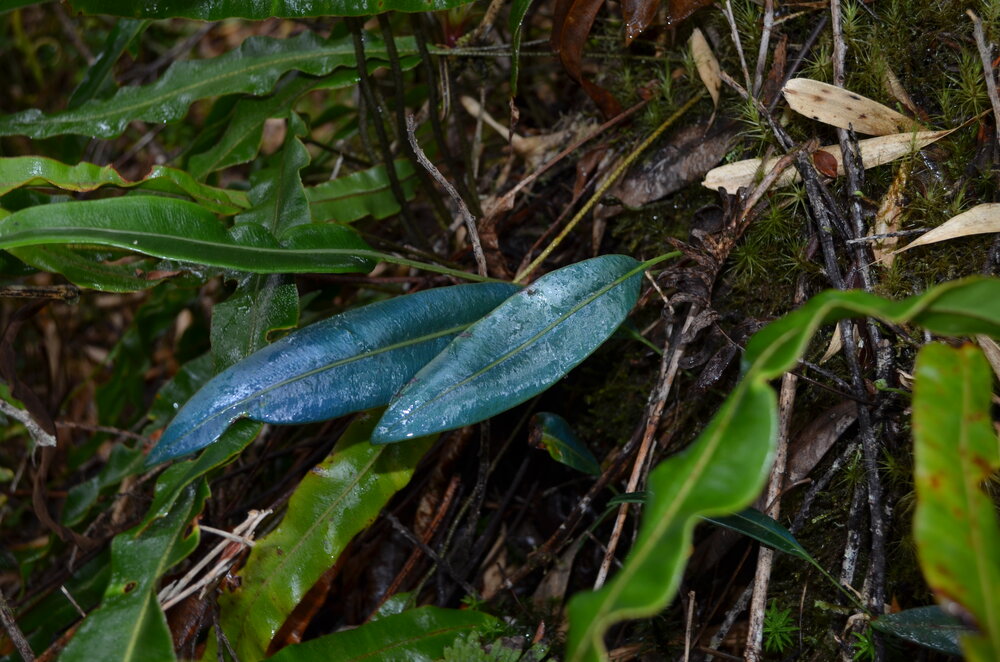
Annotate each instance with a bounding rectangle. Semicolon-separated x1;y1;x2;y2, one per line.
702;129;952;194
894;203;1000;254
819;324;843;364
871;162;909;266
690;28;721;107
782;77;922;135
976;335;1000;385
882;68;923;119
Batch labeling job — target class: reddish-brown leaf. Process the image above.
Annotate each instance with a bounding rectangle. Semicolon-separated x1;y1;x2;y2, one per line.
667;0;712;25
622;0;660;45
550;0;623;118
812;149;839;177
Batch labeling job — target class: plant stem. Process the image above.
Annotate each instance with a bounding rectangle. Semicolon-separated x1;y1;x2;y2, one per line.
514;93;703;283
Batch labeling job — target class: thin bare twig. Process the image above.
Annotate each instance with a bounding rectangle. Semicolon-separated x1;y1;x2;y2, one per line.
721;0;752;92
0;588;34;661
406;114;488;277
0;399;55;447
752;0;775;96
593;307;696;589
745;372;797;661
968;10;1000;149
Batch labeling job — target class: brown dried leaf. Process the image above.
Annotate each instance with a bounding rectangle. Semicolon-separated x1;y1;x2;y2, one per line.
782;78;923;135
871;162;909;266
702;129;953;194
784;400;858;488
812;149;839;177
894;203;1000;254
622;0;659;45
601;122;736;212
667;0;712;25
883;68;929;122
550;0;623;118
689;28;721;107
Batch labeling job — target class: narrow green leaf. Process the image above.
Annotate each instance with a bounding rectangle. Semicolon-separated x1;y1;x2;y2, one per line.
307;159;418;223
0;31;409;139
237;112;311;236
218;413;435;661
266;607;500;662
148;282;518;464
744;278;1000;381
567;379;777;662
59;481;208;662
187;75;316;179
508;0;536;95
913;343;1000;661
7;245;169;292
703;508;812;562
565;276;1000;661
68;0;478;19
872;606;967;656
373;255;644;443
68;18;150;109
530;412;600;475
210;275;299;371
141;421;261;527
13;551;111;659
0;156;250;213
0;196;376;274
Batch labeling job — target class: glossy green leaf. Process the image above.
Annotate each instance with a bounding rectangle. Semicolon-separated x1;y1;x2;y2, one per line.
266;607;499;662
67;18;149;109
141;421;261;527
10;551;111;661
373;255;645;443
237;112;311;236
68;0;478;19
0;31;411;139
0;156;250;213
530;412;600;475
218;413;435;661
7;245;169;292
211;275;299;371
703;508;811;561
872;606;967;656
307;160;418;223
149;282;518;464
913;343;1000;661
187;75;319;180
63;443;145;527
567;378;777;662
508;0;536;95
0;196;376;274
566;276;1000;662
59;481;208;662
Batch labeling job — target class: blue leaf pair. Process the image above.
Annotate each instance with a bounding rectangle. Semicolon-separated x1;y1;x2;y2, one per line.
148;254;645;464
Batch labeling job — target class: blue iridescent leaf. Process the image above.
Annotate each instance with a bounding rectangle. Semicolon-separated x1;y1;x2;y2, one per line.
148;282;519;464
373;255;644;443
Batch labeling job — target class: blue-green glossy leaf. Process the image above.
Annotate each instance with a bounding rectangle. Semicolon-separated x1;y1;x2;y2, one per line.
373;255;643;443
531;412;600;475
872;606;966;655
148;282;519;464
266;607;500;662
